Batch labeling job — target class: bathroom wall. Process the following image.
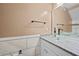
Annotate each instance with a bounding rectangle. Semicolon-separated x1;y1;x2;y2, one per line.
0;3;72;37
53;6;72;32
0;3;52;37
69;7;79;33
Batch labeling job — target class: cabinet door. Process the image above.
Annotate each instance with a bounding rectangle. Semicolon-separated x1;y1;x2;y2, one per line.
18;37;40;56
41;39;73;56
41;45;57;56
19;37;40;56
22;48;36;56
27;37;40;48
0;39;26;56
0;37;40;56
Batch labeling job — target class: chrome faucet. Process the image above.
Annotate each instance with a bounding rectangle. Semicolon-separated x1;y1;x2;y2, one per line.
54;27;56;37
58;28;63;35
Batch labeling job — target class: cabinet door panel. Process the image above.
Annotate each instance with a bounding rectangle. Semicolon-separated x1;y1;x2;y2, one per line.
27;37;39;48
41;39;72;56
41;46;56;56
22;48;36;56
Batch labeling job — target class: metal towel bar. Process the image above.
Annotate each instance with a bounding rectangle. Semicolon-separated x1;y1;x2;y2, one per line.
31;20;46;24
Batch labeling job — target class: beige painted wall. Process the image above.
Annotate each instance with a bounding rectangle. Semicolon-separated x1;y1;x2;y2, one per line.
53;6;72;32
0;4;72;37
0;3;52;37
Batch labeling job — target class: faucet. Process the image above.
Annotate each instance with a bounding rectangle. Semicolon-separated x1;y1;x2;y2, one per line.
56;24;64;35
58;28;63;35
54;27;56;37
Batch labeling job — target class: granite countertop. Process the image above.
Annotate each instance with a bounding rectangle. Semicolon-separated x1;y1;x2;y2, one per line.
41;35;79;56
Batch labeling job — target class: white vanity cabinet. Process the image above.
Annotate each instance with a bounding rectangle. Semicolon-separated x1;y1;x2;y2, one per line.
10;37;40;56
24;37;41;56
40;38;73;56
16;37;40;56
0;35;40;56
